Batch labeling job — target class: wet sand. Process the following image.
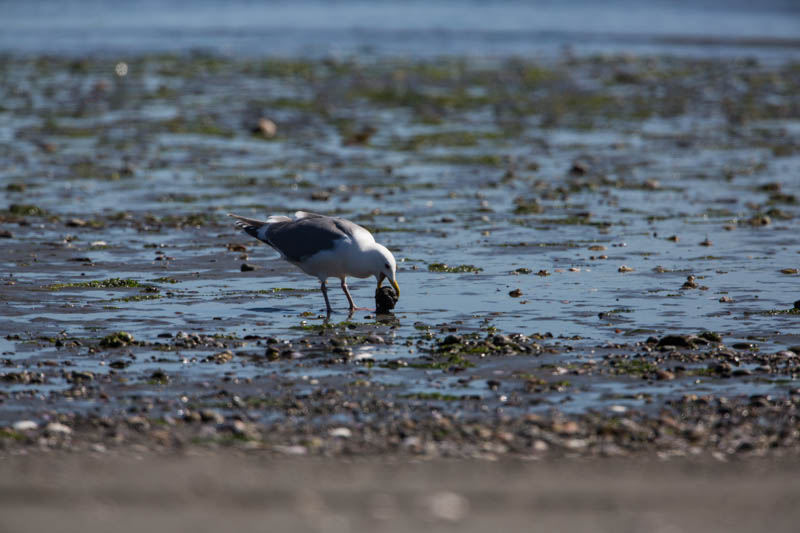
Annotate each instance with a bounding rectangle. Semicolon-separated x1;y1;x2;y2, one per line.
1;52;800;467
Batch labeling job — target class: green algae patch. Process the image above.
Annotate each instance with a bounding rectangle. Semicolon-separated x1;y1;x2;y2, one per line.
7;204;47;216
611;359;659;376
398;130;504;150
47;278;144;290
100;331;134;348
428;263;483;273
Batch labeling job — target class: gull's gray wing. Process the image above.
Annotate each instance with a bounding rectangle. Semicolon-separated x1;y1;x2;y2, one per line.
266;215;353;262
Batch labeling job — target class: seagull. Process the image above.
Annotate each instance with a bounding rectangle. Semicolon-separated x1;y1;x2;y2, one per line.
228;211;399;314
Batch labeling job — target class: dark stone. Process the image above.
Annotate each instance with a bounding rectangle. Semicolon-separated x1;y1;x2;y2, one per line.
240;263;258;272
656;334;694;348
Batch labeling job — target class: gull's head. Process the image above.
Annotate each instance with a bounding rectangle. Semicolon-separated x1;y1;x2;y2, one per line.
372;244;399;298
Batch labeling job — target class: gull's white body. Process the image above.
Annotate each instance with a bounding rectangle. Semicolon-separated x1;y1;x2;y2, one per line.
228;211;399;314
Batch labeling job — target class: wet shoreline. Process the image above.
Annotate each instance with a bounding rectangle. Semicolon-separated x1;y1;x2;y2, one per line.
1;51;799;458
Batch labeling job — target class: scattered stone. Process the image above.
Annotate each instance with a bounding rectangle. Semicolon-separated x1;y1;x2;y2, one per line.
206;350;234;364
329;427;352;438
655;369;675;380
508;288;522;297
45;422;72;435
310;190;331;201
0;229;13;238
226;242;248;252
253;117;277;138
618;265;634;273
699;237;713;246
12;420;38;431
100;331;134;348
570;160;589;175
657;335;695;349
199;410;224;424
747;214;771;226
241;263;258;272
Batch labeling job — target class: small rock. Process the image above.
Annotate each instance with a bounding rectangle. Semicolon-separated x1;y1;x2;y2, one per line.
329;427;352;438
442;334;463;345
699;237;713;247
45;422;72;435
657;335;694;349
0;229;13;239
126;416;150;432
681;275;698;289
508;288;522;297
709;361;732;375
310;190;331;201
226;242;247;252
552;420;579;435
618;265;634;273
240;263;258;272
12;420;38;431
655;369;675;380
199;409;224;424
254;117;277;138
207;350;234;364
66;218;87;227
570;160;589;175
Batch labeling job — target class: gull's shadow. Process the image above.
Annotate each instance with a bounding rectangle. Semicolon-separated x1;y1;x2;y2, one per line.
246;306;291;313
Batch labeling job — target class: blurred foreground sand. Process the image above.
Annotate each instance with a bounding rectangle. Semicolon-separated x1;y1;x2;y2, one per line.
1;455;798;532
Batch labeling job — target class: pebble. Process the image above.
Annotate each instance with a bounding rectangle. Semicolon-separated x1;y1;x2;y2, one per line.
656;369;675;380
199;409;224;424
240;263;258;272
329;427;352;438
508;288;522;297
0;229;13;238
45;422;72;435
12;420;38;431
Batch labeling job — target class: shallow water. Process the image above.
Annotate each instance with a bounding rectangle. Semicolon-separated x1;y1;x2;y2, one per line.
1;52;799;426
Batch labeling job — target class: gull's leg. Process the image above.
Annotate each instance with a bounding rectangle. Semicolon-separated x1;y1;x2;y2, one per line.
320;280;333;315
340;278;374;312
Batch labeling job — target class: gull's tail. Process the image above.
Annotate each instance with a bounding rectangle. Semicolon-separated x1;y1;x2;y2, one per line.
228;213;289;242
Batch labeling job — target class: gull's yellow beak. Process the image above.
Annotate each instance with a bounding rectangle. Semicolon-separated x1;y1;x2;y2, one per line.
377;274;400;298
